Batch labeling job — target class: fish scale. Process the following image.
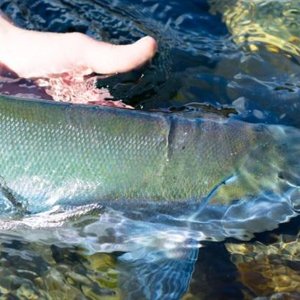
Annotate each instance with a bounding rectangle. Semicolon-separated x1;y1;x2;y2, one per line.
0;95;296;214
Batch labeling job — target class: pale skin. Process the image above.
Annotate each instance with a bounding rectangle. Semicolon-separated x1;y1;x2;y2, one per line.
0;11;157;79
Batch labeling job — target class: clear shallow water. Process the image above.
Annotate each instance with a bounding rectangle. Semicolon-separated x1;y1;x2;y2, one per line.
0;0;300;299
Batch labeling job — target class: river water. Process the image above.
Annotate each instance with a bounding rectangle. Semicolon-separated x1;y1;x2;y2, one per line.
0;0;300;299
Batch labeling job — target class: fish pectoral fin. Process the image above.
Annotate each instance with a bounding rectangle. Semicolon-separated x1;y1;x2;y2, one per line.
210;173;257;205
118;246;198;300
188;175;239;221
0;176;28;215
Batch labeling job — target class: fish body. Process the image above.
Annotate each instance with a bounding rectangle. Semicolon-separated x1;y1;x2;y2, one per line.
0;94;299;300
0;95;296;214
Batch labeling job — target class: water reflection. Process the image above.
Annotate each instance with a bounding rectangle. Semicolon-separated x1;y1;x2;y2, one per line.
2;0;300;127
0;206;200;299
209;0;300;127
209;0;300;57
0;0;300;299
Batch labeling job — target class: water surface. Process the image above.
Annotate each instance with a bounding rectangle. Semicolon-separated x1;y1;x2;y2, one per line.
0;0;300;299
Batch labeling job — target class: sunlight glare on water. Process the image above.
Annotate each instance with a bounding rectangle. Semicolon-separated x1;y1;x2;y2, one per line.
0;0;300;299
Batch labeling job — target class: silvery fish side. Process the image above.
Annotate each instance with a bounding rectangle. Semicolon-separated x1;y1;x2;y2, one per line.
0;94;298;232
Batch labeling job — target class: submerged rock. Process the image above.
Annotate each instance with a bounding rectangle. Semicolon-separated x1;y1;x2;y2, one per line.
225;218;300;298
0;238;120;299
209;0;300;56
